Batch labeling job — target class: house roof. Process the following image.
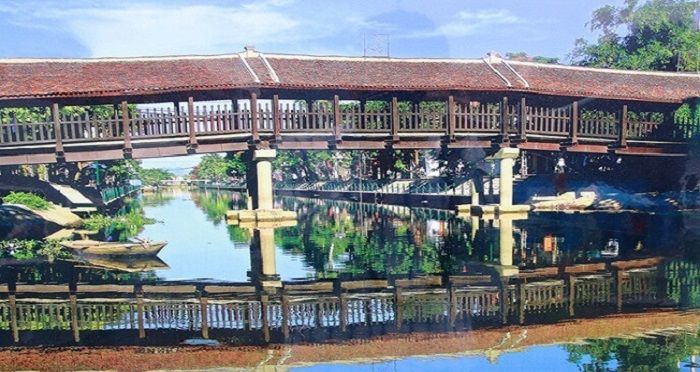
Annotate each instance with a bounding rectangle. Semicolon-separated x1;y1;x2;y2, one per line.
0;48;698;103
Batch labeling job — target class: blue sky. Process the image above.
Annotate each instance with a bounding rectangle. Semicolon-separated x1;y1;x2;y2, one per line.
0;0;622;61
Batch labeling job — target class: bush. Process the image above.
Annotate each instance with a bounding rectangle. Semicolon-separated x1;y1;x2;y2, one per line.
2;191;50;210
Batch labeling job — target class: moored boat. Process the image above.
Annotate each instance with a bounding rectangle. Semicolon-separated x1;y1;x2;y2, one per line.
61;239;167;256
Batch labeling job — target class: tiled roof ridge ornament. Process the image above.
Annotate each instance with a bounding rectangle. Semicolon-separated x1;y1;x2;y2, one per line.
485;51;503;64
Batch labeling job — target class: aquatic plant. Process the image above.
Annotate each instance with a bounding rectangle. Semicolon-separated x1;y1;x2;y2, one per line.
1;191;50;210
0;239;70;260
81;207;156;241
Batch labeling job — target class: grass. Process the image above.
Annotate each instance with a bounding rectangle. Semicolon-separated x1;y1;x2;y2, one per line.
2;191;51;210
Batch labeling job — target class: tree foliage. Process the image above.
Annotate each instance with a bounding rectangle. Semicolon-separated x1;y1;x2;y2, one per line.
571;0;700;72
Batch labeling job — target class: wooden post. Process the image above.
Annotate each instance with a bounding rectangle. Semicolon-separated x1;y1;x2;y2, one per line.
570;101;579;144
519;97;527;142
200;295;209;339
339;292;348;332
121;101;132;153
567;275;576;317
499;277;509;324
448;280;457;328
272;94;281;141
51;103;64;156
187;97;197;147
618;104;628;147
281;294;290;341
136;292;145;339
500;96;509;142
261;294;270;342
447;95;456;142
615;269;624;313
70;294;80;342
8;294;18;343
391;97;399;141
393;286;402;330
517;280;526;325
333;95;342;143
250;93;259;142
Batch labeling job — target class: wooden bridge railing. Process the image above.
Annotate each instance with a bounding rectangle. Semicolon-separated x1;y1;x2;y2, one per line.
0;96;694;153
1;259;695;344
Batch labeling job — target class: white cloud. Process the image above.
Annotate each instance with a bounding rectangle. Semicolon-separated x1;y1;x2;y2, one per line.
404;9;522;39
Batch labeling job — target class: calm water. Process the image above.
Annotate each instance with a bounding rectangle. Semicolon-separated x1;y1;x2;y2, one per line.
1;188;700;370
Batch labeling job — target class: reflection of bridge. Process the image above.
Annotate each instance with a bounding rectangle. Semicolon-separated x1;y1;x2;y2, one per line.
1;48;699;166
0;256;695;346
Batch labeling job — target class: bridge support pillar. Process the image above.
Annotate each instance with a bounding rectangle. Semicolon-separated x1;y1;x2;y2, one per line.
226;149;297;225
456;147;531;215
249;227;282;290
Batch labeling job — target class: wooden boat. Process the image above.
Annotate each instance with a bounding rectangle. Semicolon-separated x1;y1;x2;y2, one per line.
61;239;167;256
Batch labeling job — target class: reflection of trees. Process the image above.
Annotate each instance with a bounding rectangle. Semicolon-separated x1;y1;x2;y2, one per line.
140;192;175;207
565;332;700;371
190;190;250;243
275;198;475;277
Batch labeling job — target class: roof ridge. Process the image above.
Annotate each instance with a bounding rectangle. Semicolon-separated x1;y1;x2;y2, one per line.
507;59;700;78
0;54;241;64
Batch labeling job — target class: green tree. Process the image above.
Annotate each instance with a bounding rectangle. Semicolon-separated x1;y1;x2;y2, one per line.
571;0;700;72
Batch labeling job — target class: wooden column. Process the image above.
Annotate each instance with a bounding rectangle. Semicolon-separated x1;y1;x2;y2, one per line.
391;97;399;141
447;95;456;142
261;294;270;342
272;94;281;141
250;93;259;143
200;295;209;339
136;292;146;339
615;269;624;313
519;97;527;142
69;294;80;342
339;292;348;332
517;280;526;325
281;294;290;341
8;294;18;343
448;280;457;328
393;286;402;330
187;97;197;147
500;96;509;143
567;275;576;317
618;104;628;147
499;277;509;324
51;103;64;157
333;95;342;143
121;101;132;154
570;101;579;144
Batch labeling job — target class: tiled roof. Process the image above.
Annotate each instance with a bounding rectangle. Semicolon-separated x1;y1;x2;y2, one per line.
0;49;698;103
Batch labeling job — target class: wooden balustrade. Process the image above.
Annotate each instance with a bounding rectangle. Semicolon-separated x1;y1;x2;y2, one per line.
0;96;690;154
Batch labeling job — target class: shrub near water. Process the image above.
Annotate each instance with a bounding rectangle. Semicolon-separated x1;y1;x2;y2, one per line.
2;191;50;210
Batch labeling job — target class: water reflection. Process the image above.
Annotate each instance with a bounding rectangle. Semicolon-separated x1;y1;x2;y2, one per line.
0;189;698;364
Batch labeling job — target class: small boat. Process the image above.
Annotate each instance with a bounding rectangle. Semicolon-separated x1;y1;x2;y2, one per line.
61;239;167;256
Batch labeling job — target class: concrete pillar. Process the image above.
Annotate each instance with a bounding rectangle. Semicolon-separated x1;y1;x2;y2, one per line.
499;216;514;267
253;149;276;210
488;147;528;213
499;156;515;208
259;228;277;277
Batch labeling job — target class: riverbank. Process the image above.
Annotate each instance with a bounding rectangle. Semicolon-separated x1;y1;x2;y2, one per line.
1;309;697;371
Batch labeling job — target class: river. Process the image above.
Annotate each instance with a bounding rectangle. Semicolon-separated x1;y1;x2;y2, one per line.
1;188;699;370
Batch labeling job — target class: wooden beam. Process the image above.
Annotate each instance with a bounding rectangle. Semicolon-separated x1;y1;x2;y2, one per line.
447;95;456;142
272;94;281;141
121;101;132;154
51;103;64;158
250;92;259;143
333;95;342;143
187;97;197;148
570;100;579;144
